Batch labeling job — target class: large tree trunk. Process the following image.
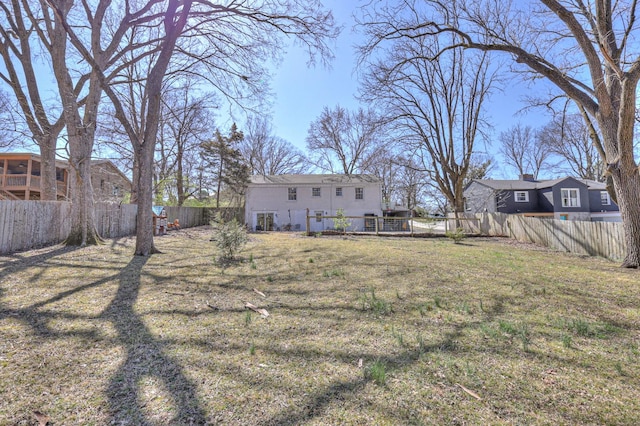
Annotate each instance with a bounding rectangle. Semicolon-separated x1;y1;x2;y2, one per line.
134;141;159;255
65;140;100;246
612;171;640;267
39;137;59;200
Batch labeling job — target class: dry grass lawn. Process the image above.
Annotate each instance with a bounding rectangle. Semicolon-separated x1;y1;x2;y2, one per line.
1;227;639;425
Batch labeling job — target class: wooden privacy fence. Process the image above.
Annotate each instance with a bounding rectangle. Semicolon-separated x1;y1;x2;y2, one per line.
460;212;626;262
0;201;213;254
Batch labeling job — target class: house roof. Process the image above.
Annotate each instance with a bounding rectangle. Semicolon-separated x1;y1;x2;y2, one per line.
90;159;132;185
250;174;382;185
469;177;607;191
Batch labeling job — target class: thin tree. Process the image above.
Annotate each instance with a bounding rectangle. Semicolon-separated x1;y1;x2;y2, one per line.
358;0;640;267
200;124;249;208
157;83;215;205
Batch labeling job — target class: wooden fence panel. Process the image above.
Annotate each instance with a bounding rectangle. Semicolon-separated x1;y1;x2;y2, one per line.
0;201;72;253
472;212;625;262
94;203;138;238
0;201;210;254
165;206;206;228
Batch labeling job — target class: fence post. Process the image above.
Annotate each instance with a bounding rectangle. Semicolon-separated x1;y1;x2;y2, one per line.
306;208;310;236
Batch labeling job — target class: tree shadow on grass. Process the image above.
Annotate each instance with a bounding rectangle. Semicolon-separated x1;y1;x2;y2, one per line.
102;256;208;425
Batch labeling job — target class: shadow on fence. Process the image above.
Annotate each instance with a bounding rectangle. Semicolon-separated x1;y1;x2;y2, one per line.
459;212;625;262
0;201;243;254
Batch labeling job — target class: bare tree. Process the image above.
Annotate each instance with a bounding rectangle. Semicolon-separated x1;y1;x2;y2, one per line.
0;3;65;200
306;105;386;175
540;113;604;181
56;0;338;255
395;158;429;211
359;0;640;266
157;82;215;205
360;27;496;215
240;116;309;175
499;124;553;179
0;90;22;149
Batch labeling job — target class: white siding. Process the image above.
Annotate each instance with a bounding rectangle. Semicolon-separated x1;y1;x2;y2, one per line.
245;176;383;231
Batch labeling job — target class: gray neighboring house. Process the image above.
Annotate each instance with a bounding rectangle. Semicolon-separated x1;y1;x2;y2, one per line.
464;174;620;222
245;174;383;232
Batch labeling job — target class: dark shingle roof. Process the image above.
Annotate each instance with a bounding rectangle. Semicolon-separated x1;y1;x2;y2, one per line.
470;177;607;191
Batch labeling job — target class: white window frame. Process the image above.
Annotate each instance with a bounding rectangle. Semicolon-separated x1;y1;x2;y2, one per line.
288;187;297;201
514;191;529;203
315;211;323;222
312;187;321;197
561;188;581;208
336;187;343;196
355;187;364;200
600;191;611;206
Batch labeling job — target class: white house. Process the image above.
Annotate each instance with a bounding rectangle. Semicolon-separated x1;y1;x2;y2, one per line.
245;174;384;232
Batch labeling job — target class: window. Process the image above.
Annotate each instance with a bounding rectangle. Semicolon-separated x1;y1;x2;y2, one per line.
514;191;529;203
312;187;321;197
112;185;120;197
336;187;343;196
601;191;611;205
288;187;297;201
355;187;364;200
315;211;323;222
561;188;580;207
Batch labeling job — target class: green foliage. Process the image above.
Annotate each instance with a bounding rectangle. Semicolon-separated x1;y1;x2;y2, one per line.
445;228;466;244
333;208;352;234
360;288;392;315
366;360;387;386
200;124;250;208
210;214;248;261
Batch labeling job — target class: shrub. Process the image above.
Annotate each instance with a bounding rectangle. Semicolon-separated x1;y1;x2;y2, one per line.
445;227;466;244
210;214;248;261
333;208;352;234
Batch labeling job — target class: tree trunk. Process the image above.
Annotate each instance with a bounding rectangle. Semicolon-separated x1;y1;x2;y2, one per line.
134;141;160;255
39;137;59;200
176;150;185;206
609;166;640;267
64;141;101;246
130;155;140;204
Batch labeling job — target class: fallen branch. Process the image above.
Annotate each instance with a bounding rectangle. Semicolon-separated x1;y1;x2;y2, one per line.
253;288;266;298
245;302;269;318
456;383;482;400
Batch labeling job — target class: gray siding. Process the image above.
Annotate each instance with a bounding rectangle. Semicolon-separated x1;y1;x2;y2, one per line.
550;179;590;213
464;182;496;213
588;189;618;212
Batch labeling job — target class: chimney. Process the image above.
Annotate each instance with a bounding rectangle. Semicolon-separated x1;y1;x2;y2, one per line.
520;173;535;181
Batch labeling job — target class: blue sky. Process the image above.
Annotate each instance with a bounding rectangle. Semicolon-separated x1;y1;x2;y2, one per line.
266;1;556;178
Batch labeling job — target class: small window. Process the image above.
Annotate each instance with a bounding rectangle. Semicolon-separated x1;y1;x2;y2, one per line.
288;187;297;201
561;188;580;207
336;187;343;196
600;191;611;205
355;187;364;200
514;191;529;202
315;211;323;222
112;185;120;197
312;187;321;197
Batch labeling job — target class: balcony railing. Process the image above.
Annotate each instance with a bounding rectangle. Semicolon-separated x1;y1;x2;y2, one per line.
1;174;67;198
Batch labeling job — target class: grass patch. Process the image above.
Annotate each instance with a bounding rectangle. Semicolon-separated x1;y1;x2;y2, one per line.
1;229;639;424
